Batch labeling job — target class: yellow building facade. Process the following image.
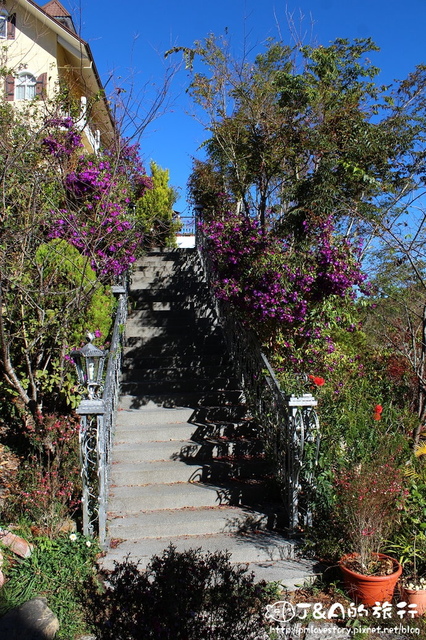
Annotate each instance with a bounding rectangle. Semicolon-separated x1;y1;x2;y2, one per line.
1;0;114;152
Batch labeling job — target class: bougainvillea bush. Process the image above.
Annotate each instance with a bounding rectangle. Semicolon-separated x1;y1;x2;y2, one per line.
46;134;150;279
201;211;369;373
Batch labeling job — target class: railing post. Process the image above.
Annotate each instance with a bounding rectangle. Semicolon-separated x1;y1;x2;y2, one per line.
97;412;107;545
76;399;105;538
287;394;320;531
193;204;203;248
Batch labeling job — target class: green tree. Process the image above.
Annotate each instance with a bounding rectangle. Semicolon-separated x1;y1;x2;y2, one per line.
174;33;426;457
135;160;180;247
172;36;426;236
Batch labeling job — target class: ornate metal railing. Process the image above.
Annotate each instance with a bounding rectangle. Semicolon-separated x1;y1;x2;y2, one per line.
197;225;320;531
76;283;128;545
177;215;196;236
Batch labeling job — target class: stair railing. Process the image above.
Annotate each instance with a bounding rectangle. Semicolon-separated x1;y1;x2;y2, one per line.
196;220;320;532
76;283;128;545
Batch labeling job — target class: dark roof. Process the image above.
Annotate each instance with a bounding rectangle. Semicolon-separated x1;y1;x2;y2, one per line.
41;0;76;33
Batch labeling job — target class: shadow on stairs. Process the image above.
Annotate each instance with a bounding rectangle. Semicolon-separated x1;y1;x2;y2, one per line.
100;249;322;589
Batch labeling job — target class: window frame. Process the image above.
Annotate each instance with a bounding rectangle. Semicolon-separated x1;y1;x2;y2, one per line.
15;71;37;101
0;8;8;39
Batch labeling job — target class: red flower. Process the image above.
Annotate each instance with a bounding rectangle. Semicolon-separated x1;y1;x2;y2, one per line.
372;404;383;420
308;375;325;387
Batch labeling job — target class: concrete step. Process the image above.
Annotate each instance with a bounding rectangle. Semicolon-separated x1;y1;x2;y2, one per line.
121;379;240;394
112;439;195;462
99;533;320;590
112;438;264;463
132;262;180;275
117;392;251;412
128;301;197;313
108;481;227;512
109;478;274;513
129;286;209;303
114;420;197;444
122;351;231;369
132;250;196;265
126;311;214;330
125;323;201;340
114;412;259;444
121;365;235;382
119;385;244;404
125;329;225;346
191;404;252;422
110;460;207;485
107;505;275;540
110;457;269;486
113;424;259;447
127;309;195;325
130;275;200;289
116;404;194;425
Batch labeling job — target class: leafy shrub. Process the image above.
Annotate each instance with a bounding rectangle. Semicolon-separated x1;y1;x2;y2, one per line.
87;544;272;640
4;413;81;535
134;160;180;249
35;238;114;345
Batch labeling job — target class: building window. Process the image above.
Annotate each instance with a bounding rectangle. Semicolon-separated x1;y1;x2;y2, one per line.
0;9;8;38
16;72;37;100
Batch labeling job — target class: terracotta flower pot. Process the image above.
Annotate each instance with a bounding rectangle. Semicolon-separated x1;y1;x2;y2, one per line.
402;587;426;617
339;553;402;606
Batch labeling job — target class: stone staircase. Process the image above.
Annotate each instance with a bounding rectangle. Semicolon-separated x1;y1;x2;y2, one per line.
101;249;318;588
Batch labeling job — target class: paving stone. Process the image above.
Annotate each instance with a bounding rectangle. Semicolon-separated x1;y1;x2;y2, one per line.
0;529;32;558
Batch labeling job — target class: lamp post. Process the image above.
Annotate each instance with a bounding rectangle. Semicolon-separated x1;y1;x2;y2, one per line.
71;335;107;536
71;335;107;401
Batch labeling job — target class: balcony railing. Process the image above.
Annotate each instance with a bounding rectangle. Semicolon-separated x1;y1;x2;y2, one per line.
177;215;196;236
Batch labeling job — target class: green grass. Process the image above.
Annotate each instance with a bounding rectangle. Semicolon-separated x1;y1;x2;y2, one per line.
0;532;100;639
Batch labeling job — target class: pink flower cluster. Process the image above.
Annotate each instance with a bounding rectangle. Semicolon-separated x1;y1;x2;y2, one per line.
42;117;83;158
47;141;150;277
201;212;369;361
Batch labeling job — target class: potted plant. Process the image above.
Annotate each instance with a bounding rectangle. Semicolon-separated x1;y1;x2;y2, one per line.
390;533;426;617
334;459;406;605
401;577;426;617
389;445;426;616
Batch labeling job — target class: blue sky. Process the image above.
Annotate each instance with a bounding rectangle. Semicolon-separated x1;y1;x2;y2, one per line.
63;0;426;215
